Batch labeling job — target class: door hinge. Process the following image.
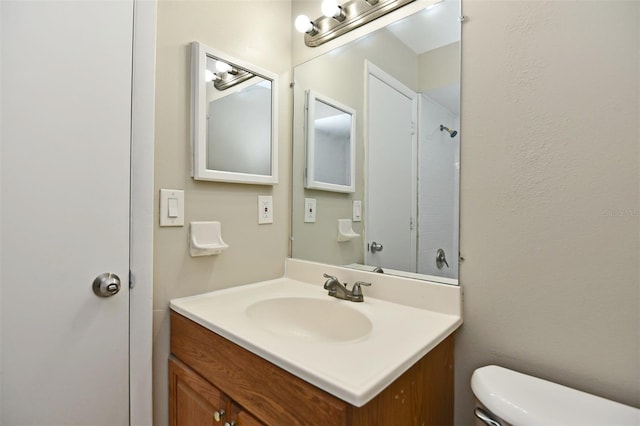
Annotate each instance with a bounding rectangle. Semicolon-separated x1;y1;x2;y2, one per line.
410;217;415;230
129;270;135;289
410;122;416;135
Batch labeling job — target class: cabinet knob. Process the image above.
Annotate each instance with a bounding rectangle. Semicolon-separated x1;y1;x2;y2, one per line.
214;409;225;422
224;422;236;426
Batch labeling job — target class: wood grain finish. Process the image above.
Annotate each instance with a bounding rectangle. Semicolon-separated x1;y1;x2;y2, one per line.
170;310;454;426
171;312;349;425
170;357;264;426
169;358;228;426
351;336;454;425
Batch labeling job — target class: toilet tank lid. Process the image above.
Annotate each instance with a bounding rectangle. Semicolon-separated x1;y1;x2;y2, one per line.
471;365;640;426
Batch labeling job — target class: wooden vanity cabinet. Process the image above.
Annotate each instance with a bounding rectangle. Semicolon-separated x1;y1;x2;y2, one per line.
170;311;454;426
169;358;263;426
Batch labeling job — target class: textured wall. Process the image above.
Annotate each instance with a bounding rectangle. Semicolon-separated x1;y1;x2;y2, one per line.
456;0;639;423
153;1;291;424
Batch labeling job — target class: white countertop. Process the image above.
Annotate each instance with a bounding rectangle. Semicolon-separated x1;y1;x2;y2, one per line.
170;259;462;407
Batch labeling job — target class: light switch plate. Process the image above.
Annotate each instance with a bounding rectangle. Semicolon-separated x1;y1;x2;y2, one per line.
304;198;316;223
258;195;273;224
353;200;362;222
160;189;184;227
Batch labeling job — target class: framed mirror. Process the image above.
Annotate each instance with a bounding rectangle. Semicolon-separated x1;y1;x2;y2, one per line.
191;42;278;184
291;0;461;285
305;90;356;193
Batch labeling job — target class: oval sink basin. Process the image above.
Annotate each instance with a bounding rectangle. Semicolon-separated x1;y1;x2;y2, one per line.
245;297;372;342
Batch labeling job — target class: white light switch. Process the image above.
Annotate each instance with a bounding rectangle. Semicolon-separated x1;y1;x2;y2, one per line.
304;198;316;223
258;195;273;224
160;189;184;227
353;200;362;222
168;198;179;218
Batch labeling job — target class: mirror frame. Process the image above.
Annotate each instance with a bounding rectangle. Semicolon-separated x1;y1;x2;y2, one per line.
305;90;356;193
191;41;278;185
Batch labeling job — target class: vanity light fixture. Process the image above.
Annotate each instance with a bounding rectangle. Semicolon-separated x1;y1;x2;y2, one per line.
295;0;417;47
213;67;255;91
206;59;256;91
215;60;239;75
204;69;218;83
322;0;347;21
295;15;319;35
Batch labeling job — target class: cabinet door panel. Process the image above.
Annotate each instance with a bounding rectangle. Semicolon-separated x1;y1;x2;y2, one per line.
170;358;228;426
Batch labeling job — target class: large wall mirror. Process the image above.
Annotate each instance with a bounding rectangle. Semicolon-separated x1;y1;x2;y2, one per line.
291;0;461;285
191;42;278;184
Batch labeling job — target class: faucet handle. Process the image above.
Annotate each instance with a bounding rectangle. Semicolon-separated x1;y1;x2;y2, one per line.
323;273;339;290
352;281;371;297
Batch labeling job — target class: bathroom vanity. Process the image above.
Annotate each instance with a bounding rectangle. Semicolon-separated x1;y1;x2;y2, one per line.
169;260;462;426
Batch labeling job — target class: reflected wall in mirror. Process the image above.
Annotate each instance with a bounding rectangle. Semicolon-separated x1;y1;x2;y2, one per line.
292;0;460;284
305;90;356;193
191;42;278;184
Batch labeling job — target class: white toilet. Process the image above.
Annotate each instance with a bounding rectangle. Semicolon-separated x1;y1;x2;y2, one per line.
471;365;640;426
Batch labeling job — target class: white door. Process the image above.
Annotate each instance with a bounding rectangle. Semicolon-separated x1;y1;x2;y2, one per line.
365;63;417;272
1;1;133;424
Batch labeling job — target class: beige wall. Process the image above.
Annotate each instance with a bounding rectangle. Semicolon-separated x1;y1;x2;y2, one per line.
418;41;459;92
456;0;639;424
153;1;291;424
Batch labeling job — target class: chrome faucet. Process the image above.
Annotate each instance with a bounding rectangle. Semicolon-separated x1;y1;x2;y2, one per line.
323;273;371;302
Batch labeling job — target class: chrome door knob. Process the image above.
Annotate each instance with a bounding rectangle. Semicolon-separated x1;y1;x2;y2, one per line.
370;242;383;252
92;272;121;297
436;248;449;269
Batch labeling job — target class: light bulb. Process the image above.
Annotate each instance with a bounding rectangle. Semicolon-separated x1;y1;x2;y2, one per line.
321;0;340;18
215;61;232;73
295;15;313;33
205;69;215;82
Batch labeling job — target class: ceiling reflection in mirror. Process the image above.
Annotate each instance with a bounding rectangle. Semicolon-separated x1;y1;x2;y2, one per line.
291;0;461;285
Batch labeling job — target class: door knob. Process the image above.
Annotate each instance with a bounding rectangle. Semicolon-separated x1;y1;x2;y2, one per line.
92;272;121;297
436;249;449;269
370;242;383;252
